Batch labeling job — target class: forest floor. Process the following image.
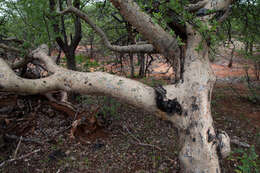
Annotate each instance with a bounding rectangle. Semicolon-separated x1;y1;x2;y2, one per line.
0;46;259;173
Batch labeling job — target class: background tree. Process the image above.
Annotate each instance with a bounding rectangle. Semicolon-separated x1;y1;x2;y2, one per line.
49;0;82;70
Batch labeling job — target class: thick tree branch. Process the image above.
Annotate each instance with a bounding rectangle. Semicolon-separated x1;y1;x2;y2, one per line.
0;45;186;124
71;0;82;52
59;6;155;53
110;0;180;59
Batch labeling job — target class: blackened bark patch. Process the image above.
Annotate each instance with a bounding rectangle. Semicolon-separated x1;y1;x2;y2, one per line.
154;85;182;115
0;84;4;89
191;96;199;112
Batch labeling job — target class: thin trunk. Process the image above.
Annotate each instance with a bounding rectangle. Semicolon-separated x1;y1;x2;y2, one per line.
42;13;52;56
129;53;135;78
126;23;136;78
249;42;253;55
138;53;145;77
254;61;260;80
228;42;235;68
65;49;76;71
90;35;94;58
145;54;154;77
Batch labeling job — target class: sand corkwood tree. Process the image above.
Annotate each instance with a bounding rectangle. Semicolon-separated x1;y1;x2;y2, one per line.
0;0;233;172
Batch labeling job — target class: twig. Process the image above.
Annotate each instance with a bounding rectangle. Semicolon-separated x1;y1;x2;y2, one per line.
45;108;78;142
45;125;72;143
231;138;250;148
129;141;162;151
123;125;141;143
122;125;161;151
13;136;23;159
5;134;43;145
0;149;40;168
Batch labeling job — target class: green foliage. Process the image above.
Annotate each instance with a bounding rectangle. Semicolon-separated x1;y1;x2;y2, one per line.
84;59;99;69
229;146;259;173
100;96;121;119
75;54;85;64
0;0;55;48
75;54;100;71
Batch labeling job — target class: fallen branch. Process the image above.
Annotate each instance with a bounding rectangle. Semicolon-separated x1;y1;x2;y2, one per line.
0;149;40;167
0;43;32;69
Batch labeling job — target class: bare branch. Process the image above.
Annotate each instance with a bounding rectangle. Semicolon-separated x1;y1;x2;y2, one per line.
0;149;40;168
110;0;180;62
0;43;21;53
217;8;231;23
0;37;24;44
185;0;208;12
0;43;31;69
59;7;155;53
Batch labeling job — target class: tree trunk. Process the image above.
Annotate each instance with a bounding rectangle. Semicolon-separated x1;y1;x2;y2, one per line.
175;26;222;172
64;49;77;71
90;34;94;59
